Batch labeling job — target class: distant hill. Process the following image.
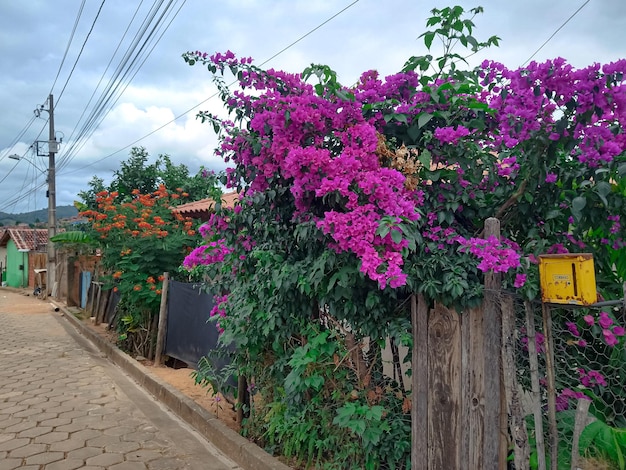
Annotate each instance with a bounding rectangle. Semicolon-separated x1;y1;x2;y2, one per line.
0;205;79;227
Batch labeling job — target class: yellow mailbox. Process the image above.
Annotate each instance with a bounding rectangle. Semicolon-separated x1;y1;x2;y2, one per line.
538;253;597;306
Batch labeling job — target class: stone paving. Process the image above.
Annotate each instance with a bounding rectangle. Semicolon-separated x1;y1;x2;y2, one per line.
0;291;242;470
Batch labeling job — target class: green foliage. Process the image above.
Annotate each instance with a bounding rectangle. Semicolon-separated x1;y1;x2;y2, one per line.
184;4;626;468
78;147;220;210
580;420;626;469
405;5;500;81
251;326;410;469
109;147;161;199
82;184;201;357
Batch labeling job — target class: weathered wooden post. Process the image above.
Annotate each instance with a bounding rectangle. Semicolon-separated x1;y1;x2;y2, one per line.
154;272;170;366
542;303;559;470
525;300;547;470
483;217;503;468
502;294;529;469
411;293;429;470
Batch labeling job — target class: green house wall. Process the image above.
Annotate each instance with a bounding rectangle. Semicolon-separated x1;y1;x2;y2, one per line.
6;240;28;288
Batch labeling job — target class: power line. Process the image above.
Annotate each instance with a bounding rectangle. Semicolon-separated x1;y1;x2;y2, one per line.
49;0;86;97
54;0;148;171
58;0;182;172
521;0;591;67
260;0;360;67
0;115;36;162
62;0;361;175
56;0;107;108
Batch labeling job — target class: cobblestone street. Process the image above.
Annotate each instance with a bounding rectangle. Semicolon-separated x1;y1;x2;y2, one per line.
0;290;242;470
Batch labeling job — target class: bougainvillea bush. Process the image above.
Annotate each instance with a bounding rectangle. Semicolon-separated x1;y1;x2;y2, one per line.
182;6;626;468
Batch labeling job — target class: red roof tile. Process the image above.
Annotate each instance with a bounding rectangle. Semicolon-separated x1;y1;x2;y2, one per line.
172;191;239;221
0;228;48;251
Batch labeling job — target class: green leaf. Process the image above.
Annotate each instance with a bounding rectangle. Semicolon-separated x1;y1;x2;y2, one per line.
395;113;408;124
50;231;93;244
407;125;421;142
423;31;436;49
391;230;402;244
419;149;432;167
572;196;587;212
304;375;324;391
418;113;434;129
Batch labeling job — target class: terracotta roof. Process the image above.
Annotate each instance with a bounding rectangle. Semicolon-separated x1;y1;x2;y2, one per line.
172;191;239;221
0;228;48;251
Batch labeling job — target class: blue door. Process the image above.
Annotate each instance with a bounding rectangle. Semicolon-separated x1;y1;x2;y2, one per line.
80;271;92;308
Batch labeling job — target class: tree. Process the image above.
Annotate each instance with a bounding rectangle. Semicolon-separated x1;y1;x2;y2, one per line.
78;147;221;209
109;147;161;200
81;185;199;357
77;176;106;211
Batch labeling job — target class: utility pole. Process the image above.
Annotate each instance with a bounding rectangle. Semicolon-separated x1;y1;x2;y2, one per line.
46;94;57;297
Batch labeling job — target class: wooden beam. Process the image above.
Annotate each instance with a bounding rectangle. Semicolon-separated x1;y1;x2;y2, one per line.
154;272;170;367
428;302;461;469
412;293;429;469
483;217;503;469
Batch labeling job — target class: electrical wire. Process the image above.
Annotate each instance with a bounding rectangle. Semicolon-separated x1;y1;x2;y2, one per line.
0;182;47;213
55;0;148;170
62;0;361;174
59;0;183;171
0;1;86;162
0;115;36;162
521;0;591;67
260;0;360;67
55;0;107;108
49;0;86;97
58;0;181;172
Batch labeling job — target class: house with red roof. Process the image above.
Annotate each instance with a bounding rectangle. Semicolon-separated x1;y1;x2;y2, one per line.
0;227;48;288
171;191;239;221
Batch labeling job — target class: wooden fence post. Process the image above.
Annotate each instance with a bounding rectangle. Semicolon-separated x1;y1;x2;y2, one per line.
461;305;485;470
411;293;429;469
154;272;170;367
542;303;559;470
502;294;529;469
483;217;503;469
428;302;461;469
525;300;547;470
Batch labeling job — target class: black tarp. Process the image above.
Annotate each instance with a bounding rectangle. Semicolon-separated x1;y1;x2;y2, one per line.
164;280;233;374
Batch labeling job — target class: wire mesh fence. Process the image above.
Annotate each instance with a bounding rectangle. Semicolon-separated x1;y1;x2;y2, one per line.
513;294;626;470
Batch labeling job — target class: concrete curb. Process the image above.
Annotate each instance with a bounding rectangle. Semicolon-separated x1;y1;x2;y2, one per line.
52;301;292;470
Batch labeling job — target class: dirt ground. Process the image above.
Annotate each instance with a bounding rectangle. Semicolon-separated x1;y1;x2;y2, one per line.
0;288;239;432
148;364;239;430
0;288;54;314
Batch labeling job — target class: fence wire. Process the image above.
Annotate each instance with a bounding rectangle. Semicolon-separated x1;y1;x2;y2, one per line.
512;295;626;470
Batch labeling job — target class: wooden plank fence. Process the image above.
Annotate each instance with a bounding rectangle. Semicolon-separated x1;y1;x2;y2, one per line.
411;217;523;469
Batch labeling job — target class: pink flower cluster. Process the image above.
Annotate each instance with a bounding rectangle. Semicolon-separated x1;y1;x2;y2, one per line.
433;125;470;144
583;312;625;347
457;235;521;273
209;294;228;334
183;50;626;292
185;51;423;288
556;388;590;412
578;368;607;388
183;240;233;269
481;58;626;166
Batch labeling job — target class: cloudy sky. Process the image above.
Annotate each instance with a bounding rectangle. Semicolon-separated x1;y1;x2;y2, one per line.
0;0;623;214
